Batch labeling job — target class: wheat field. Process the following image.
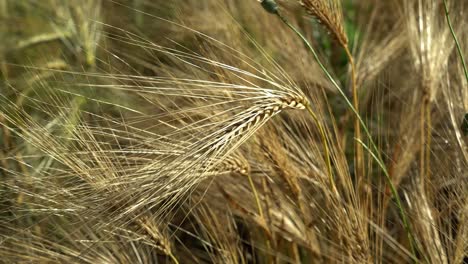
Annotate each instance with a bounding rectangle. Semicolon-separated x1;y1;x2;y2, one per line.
0;0;467;263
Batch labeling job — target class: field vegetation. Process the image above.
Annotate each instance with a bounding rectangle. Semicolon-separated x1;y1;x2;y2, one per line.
0;0;467;263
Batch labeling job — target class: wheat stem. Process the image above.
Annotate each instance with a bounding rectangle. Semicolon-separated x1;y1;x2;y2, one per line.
419;93;431;194
344;45;365;194
247;173;264;219
168;252;179;264
306;106;335;192
246;173;274;259
420;102;426;188
426;105;431;183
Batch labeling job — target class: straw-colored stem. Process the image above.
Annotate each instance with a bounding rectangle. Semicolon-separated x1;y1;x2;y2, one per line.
247;173;264;219
246;173;273;259
168;252;179;264
344;47;362;170
419;94;432;196
344;45;365;197
420;102;426;188
307;106;336;193
420;96;431;190
426;104;431;183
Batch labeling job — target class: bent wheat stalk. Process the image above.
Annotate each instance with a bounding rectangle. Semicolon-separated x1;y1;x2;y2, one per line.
260;0;417;257
299;0;363;183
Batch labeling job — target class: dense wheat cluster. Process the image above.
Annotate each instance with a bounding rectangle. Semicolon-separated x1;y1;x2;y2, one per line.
0;0;467;263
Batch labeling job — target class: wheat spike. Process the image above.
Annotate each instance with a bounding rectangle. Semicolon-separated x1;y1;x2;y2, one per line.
299;0;348;46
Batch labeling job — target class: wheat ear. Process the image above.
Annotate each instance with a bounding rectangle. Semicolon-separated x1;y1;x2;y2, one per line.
299;0;347;46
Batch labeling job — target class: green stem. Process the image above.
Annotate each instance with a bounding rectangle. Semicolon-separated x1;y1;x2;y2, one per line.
443;0;468;84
